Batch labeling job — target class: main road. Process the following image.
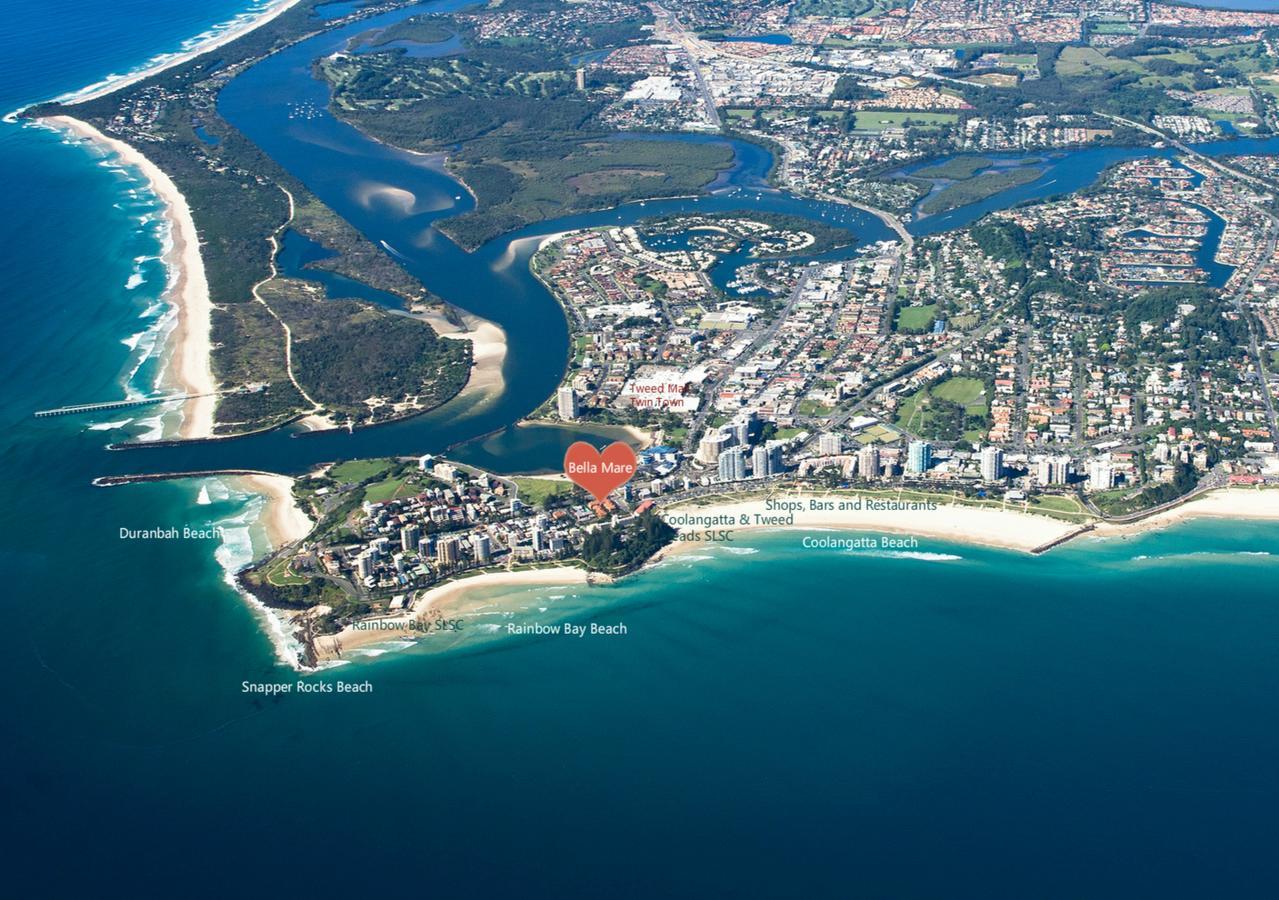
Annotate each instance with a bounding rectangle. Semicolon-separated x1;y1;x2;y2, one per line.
650;3;722;129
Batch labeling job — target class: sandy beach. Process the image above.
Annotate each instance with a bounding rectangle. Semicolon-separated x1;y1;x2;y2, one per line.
232;473;313;550
661;491;1081;553
51;0;305;108
1095;486;1279;538
46;115;217;439
313;566;596;660
418;307;508;409
660;486;1279;556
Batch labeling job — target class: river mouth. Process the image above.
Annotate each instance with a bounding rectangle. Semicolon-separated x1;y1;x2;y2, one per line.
84;0;1279;482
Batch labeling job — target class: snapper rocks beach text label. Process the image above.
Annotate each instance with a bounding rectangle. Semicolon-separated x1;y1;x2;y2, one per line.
242;680;374;696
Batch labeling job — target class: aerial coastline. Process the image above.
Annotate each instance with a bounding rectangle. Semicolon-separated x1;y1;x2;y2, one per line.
45;114;217;440
282;480;1275;669
49;0;307;110
34;0;1279;673
313;565;601;661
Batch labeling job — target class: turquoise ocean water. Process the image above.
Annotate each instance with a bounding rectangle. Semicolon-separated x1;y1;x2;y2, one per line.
3;1;1279;896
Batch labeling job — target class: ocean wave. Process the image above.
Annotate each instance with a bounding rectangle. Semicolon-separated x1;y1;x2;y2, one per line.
721;546;759;555
129;413;166;443
354;640;417;658
854;550;962;562
203;480;232;503
213;505;259;575
85;419;133;431
125;272;144;290
1132;550;1273;562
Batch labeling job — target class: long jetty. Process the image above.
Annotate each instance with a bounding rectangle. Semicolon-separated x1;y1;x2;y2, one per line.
35;387;250;419
34;394;193;418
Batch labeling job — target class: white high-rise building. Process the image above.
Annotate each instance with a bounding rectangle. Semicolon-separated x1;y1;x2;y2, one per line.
718;447;747;482
400;524;420;553
817;433;843;456
1036;455;1071;485
858;445;880;480
1087;459;1115;491
763;441;784;475
980;446;1004;482
752;445;770;478
557;386;579;420
471;533;492;563
906;440;932;475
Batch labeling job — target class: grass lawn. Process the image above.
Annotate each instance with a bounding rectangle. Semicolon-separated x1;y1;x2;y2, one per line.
797;398;835;417
895;390;927;432
1029;494;1085;514
966;72;1019;88
854;111;957;132
1057;47;1141;78
1090;22;1135;35
863;424;899;442
511;476;572;505
997;54;1038;70
330;458;394;484
932;376;986;412
363;475;412;504
261;556;307;587
896;303;937;333
895;377;988;440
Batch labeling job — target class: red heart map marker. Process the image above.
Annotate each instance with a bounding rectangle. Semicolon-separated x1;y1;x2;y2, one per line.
564;441;637;503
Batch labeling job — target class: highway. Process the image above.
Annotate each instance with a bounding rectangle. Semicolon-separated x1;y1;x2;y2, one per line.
650;3;722;129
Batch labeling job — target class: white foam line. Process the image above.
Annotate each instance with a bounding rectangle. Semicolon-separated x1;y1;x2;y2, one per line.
29;0;307;113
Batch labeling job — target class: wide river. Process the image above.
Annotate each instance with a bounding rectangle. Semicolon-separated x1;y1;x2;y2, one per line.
72;0;1279;481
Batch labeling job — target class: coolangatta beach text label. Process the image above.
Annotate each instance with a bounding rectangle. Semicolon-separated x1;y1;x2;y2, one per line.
564;441;638;502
